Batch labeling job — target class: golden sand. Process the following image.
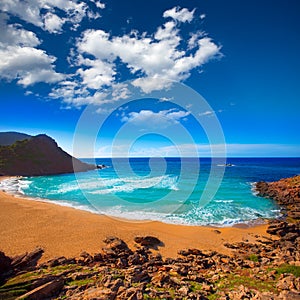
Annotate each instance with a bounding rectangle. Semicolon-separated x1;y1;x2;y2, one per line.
0;182;269;262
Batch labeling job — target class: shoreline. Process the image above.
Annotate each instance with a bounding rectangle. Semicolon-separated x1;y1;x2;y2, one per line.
0;177;271;262
2;190;270;229
1;176;299;299
0;176;272;228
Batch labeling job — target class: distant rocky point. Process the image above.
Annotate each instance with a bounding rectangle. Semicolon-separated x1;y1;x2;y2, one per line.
0;132;96;176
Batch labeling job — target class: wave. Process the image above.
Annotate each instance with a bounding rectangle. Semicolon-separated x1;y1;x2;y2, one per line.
214;199;234;203
0;169;282;227
166;202;281;226
0;177;32;195
85;200;281;227
250;182;259;196
1;174;179;197
59;175;179;195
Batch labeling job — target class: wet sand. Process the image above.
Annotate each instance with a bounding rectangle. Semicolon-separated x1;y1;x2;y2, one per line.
0;186;270;262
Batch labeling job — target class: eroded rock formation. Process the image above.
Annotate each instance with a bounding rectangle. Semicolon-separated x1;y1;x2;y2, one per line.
256;175;300;220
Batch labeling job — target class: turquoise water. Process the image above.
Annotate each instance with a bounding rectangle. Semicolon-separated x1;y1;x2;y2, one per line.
2;158;300;226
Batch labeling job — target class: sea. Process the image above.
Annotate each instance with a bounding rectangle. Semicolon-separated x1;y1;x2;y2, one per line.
1;157;300;227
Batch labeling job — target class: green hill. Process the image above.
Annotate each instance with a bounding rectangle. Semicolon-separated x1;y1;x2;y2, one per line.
0;132;32;146
0;133;95;176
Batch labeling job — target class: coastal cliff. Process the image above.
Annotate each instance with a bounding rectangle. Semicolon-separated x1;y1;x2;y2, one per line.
256;175;300;220
0;133;95;176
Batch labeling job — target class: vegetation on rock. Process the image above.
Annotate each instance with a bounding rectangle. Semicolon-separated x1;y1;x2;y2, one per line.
0;222;299;300
0;133;95;176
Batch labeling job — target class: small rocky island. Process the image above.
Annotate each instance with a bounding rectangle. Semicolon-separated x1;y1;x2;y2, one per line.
0;132;96;176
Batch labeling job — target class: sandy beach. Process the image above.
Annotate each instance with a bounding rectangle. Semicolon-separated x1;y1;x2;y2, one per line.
0;182;270;262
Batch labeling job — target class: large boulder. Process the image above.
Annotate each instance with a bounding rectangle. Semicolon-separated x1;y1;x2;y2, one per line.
102;236;132;257
134;236;163;249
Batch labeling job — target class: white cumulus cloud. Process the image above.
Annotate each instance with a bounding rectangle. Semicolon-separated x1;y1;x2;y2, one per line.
121;109;190;129
163;7;195;23
73;7;220;96
0;46;64;86
0;14;40;47
1;0;104;33
91;0;105;9
0;13;64;86
43;12;65;33
76;58;116;89
0;0;107;87
0;3;221;107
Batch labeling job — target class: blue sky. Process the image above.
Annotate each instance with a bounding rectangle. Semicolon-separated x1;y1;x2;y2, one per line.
0;0;299;157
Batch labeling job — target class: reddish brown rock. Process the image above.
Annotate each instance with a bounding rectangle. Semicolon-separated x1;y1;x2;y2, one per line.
16;278;64;300
103;236;132;256
256;175;300;220
1;232;299;300
134;236;163;249
11;247;44;271
0;251;11;274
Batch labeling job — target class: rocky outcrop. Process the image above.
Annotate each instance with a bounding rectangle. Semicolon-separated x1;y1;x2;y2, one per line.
2;174;300;298
0;133;96;176
1;233;299;300
11;247;44;271
16;278;65;300
256;175;300;220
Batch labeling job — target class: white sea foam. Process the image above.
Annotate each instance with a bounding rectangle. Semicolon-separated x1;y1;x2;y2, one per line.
77;175;179;195
250;182;259;195
0;167;282;227
0;177;32;195
83;197;281;227
0;176;280;227
0;181;271;226
1;174;178;202
17;179;32;194
47;200;98;214
214;199;234;203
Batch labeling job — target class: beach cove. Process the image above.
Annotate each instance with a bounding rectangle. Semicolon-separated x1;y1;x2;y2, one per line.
1;175;300;299
0;187;268;262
